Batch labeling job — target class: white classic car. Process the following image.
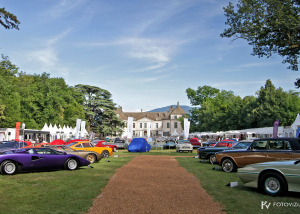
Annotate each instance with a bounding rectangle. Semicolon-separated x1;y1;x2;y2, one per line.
176;140;193;153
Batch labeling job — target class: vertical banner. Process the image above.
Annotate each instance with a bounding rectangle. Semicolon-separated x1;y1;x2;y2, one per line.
80;121;86;138
273;119;280;138
147;122;151;138
15;122;21;141
184;118;190;139
127;117;133;140
75;119;81;139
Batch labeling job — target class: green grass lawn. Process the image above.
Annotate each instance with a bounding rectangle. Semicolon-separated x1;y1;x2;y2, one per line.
2;152;300;214
116;148;196;156
0;156;134;214
176;157;300;214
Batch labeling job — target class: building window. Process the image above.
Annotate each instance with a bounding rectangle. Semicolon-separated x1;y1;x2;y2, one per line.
174;122;178;128
156;131;158;136
156;123;158;128
133;131;135;135
162;123;163;128
133;123;135;128
174;116;177;119
144;123;147;128
167;122;170;128
140;123;142;128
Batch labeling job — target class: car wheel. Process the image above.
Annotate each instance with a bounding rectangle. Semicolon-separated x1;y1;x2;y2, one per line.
113;147;117;152
260;172;287;196
64;158;78;170
209;155;216;164
221;158;237;172
102;150;109;158
0;160;19;175
85;154;96;164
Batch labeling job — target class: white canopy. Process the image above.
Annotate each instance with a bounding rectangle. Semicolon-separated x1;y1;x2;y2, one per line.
172;129;179;136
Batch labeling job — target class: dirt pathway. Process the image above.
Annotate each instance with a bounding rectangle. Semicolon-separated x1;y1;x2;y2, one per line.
87;156;225;214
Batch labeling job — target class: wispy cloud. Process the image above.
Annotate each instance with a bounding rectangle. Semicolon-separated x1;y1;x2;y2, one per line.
47;0;87;18
212;80;266;88
45;29;72;45
221;62;273;72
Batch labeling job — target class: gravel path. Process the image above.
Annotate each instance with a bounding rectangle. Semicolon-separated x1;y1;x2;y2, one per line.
87;156;225;214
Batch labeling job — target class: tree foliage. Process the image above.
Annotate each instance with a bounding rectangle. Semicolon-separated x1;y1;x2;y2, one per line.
0;56;85;129
186;80;300;132
221;0;300;76
74;84;124;136
0;7;20;30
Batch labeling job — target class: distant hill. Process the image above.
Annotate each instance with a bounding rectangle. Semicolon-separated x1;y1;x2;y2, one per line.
146;105;194;115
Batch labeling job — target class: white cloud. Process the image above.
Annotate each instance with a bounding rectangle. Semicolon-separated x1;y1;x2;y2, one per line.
27;48;58;67
47;0;87;18
45;29;72;46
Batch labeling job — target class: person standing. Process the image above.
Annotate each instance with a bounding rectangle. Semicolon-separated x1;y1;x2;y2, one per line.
39;135;43;143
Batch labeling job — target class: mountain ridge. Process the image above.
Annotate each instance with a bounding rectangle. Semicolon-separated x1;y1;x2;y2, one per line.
146;105;194;114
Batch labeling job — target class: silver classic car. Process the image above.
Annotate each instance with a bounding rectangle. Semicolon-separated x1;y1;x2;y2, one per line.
237;160;300;196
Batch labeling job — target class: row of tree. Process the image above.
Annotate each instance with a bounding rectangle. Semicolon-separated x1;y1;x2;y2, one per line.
185;80;300;133
0;55;124;136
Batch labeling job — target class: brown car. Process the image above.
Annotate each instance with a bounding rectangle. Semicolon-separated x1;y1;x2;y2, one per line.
48;145;103;164
215;137;300;172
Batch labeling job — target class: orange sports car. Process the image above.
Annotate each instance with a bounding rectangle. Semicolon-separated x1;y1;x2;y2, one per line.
68;141;113;158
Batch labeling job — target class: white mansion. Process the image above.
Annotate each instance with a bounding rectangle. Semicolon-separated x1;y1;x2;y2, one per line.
115;102;188;138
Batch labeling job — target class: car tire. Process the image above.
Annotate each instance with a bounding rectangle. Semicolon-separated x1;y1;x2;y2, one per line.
102;150;109;158
64;158;78;170
113;147;117;152
0;160;19;175
209;155;216;164
221;158;237;172
260;172;287;196
85;153;96;164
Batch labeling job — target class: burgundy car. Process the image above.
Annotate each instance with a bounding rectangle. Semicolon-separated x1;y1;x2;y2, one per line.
188;138;202;149
92;140;117;152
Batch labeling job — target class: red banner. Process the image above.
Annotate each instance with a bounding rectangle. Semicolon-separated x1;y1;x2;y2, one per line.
15;122;21;140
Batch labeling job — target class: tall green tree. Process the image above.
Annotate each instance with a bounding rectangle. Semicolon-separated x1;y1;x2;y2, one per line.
185;86;220;132
74;84;124;136
254;79;300;127
0;56;85;129
0;7;20;30
221;0;300;85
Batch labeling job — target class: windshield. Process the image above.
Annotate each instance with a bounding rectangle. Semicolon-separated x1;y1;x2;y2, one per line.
67;142;77;147
179;141;190;144
232;142;252;149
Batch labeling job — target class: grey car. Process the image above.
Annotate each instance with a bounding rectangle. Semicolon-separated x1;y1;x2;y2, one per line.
113;140;128;149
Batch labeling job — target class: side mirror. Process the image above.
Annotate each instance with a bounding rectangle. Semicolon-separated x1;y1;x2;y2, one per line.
63;152;67;155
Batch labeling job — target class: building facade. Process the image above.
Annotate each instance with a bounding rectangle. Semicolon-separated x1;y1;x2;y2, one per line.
115;102;188;138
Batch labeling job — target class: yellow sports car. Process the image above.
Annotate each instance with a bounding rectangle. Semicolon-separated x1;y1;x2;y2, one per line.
68;141;113;158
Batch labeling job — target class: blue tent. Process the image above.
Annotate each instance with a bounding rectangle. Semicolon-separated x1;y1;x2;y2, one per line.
128;138;151;152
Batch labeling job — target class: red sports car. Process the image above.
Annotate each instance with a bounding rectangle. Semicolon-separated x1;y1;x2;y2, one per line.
92;140;117;152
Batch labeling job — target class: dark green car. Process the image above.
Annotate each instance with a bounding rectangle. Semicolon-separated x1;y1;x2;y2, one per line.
197;140;252;164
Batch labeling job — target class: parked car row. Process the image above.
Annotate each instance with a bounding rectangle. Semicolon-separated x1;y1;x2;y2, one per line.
199;137;300;196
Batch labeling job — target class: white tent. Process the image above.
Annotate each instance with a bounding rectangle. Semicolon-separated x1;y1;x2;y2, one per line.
291;113;300;131
171;129;179;136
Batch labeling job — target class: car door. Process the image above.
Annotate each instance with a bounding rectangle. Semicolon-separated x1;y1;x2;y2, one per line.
265;140;292;161
20;149;44;171
243;140;269;166
34;148;66;169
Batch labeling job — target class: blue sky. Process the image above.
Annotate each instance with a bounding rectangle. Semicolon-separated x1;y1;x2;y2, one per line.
1;0;299;112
